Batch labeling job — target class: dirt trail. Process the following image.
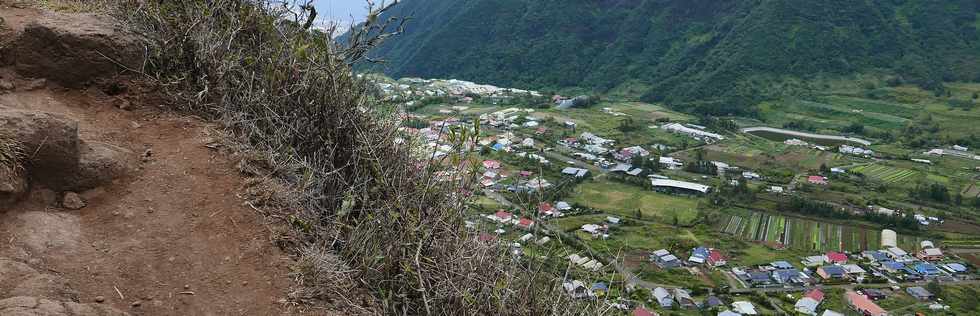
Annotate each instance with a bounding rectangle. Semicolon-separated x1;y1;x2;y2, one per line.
1;5;308;315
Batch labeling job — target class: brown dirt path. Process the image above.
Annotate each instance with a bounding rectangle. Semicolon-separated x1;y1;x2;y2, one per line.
0;72;296;315
1;5;313;315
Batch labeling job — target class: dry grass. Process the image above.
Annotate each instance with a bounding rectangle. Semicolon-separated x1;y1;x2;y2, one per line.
106;0;593;314
0;131;24;173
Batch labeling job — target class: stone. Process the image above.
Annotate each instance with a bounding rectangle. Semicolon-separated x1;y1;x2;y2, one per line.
62;192;85;210
0;257;74;299
61;141;135;191
94;296;105;303
6;12;141;88
113;97;131;110
0;107;80;189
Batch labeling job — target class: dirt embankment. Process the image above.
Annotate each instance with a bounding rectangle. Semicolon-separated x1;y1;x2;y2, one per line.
1;4;317;315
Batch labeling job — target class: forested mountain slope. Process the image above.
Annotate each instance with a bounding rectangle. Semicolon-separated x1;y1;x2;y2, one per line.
364;0;979;115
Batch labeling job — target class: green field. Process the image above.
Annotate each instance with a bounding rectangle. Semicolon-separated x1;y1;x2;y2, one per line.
716;210;920;253
850;164;919;184
570;180;700;225
756;80;980;139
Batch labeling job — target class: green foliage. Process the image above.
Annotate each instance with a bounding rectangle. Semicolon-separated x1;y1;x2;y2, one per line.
685;149;718;175
778;195;918;230
115;0;581;314
909;182;951;204
364;0;980;115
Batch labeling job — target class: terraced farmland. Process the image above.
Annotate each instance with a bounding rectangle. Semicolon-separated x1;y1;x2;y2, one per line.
850;164;919;184
717;212;920;252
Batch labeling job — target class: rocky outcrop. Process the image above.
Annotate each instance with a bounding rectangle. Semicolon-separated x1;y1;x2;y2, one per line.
0;108;136;194
0;257;127;315
61;141;135;191
5;12;140;88
0;107;80;190
0;258;73;300
0;296;127;316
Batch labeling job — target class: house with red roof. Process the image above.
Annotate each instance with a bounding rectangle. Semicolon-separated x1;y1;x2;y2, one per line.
494;210;513;223
707;249;727;267
825;251;848;264
632;307;657;316
482;160;501;170
538;202;555;216
808;175;828;185
517;218;535;230
478;233;497;243
846;290;887;316
805;289;825;302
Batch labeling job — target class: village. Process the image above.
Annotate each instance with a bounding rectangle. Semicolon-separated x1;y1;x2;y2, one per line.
376;75;980;316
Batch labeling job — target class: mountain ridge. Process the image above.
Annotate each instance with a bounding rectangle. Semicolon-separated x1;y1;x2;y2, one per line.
362;0;979;115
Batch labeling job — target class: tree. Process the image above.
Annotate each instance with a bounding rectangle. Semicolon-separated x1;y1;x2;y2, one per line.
842;123;865;135
926;280;943;299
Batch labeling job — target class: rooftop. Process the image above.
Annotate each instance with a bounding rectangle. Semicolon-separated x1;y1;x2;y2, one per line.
649;179;710;193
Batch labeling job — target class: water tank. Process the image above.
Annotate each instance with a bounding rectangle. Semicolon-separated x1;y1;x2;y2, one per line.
881;229;897;248
921;240;935;249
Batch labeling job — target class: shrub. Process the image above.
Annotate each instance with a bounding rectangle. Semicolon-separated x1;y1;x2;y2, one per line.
110;0;584;314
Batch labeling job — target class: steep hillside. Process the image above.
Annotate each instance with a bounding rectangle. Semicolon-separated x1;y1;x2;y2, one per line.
364;0;980;115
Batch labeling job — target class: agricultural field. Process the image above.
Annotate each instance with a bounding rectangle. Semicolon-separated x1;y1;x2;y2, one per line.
850;164;920;184
962;182;980;198
715;211;921;253
756;79;980;139
569;180;701;225
682;134;860;172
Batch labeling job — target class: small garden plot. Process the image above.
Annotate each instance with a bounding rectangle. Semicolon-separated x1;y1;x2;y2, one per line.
962;182;980;198
716;210;920;252
850;164;919;184
570;180;700;225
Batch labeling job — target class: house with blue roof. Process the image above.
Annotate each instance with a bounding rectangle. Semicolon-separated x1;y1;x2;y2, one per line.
653;287;674;308
817;265;846;279
915;263;941;276
862;250;889;262
591;282;608;297
772;268;804;284
881;261;905;273
749;271;772;285
689;247;710;264
771;261;795;270
942;263;968;274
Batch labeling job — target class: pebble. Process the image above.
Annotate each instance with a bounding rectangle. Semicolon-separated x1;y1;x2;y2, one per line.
94;296;105;303
131;301;141;307
62;192;87;210
184;284;190;290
